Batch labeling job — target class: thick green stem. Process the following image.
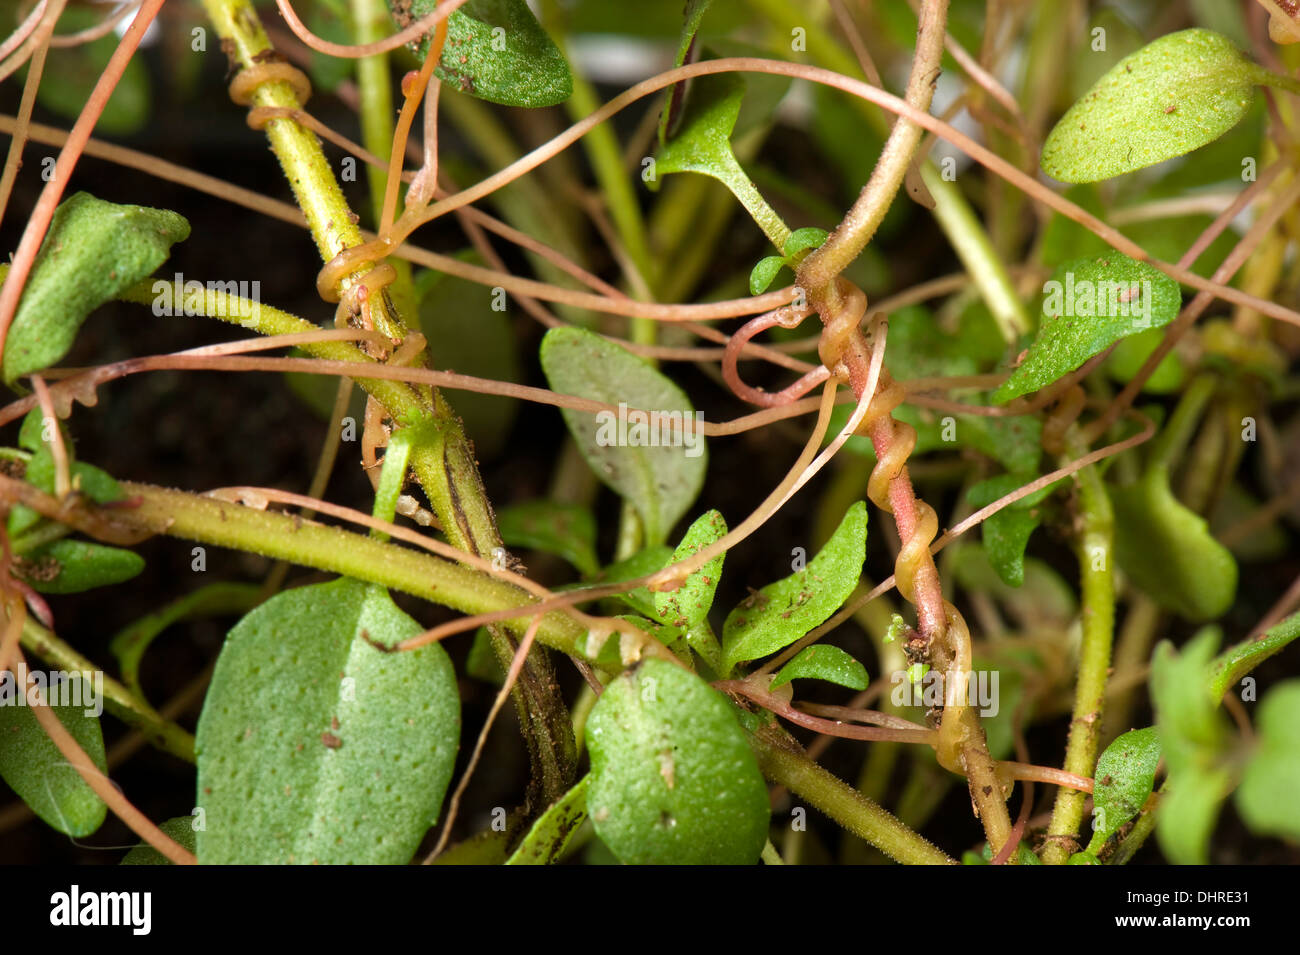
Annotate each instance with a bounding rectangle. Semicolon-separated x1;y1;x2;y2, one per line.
1041;435;1115;864
750;725;954;865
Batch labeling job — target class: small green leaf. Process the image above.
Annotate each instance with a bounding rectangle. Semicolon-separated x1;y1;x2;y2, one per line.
195;578;459;864
994;255;1182;403
20;442;124;505
771;644;868;691
305;0;355;94
1112;467;1237;621
505;775;590;865
1207;609;1300;701
3;193;189;384
1235;681;1300;841
1085;727;1162;852
465;628;505;685
586;659;770;865
397;0;572;107
1042;29;1273;183
18;407;64;452
1151;628;1231;864
749;255;787;295
18;539;144;594
652;71;789;249
121;816;199;865
722;501;867;673
1157;766;1233;865
540;327;706;546
654;510;726;631
966;473;1060;587
1104;327;1187;394
783;227;829;258
1068;851;1102;864
497;500;599;577
597;546;673;619
0;674;107;837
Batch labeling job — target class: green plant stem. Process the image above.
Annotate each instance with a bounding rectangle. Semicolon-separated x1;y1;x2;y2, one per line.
749;724;954;865
920;164;1032;341
1041;434;1115;864
19;617;196;762
114;481;588;655
198;0;407;344
1103;592;1161;749
794;0;949;298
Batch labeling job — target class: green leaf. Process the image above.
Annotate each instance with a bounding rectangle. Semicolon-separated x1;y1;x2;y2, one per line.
1042;29;1273;183
305;0;355;94
2;192;190;384
121;816;199;865
195;578;459;864
1085;727;1162;852
465;627;505;685
722;501;867;673
654;510;726;631
771;644;868;691
1151;629;1231;864
749;255;787;295
1157;766;1233;865
783;227;829;258
414;259;520;458
539;327;706;546
1235;681;1300;841
659;0;716;144
0;673;106;837
994;254;1182;403
18;539;144;594
1208;610;1300;701
1111;467;1237;621
586;659;770;865
966;473;1060;587
18;407;65;452
651;71;789;249
497;500;599;577
24;448;124;505
597;546;674;619
398;0;572;107
505;775;590;865
27;6;149;135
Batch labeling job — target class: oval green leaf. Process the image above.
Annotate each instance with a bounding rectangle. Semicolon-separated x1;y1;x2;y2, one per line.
1042;29;1271;183
1085;726;1162;852
397;0;572;107
722;501;867;673
771;644;868;691
2;192;189;384
18;539;144;594
994;254;1181;403
0;673;107;837
586;659;770;865
195;578;459;864
539;327;706;546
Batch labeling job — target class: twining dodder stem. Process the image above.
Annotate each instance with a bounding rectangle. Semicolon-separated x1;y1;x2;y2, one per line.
796;0;1012;853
